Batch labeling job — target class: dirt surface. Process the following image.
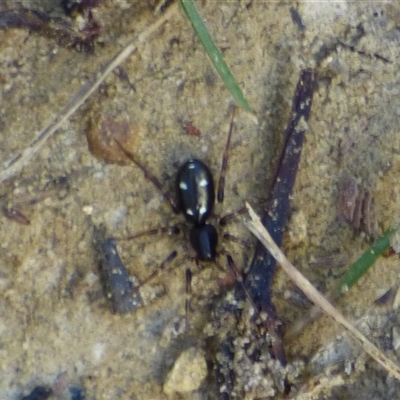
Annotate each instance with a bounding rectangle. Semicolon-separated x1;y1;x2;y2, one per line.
0;1;400;399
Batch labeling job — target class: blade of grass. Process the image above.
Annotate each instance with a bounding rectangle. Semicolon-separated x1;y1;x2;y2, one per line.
334;228;395;295
178;0;251;111
287;228;396;339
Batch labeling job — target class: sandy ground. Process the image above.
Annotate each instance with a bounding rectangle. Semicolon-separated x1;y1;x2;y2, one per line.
0;1;400;399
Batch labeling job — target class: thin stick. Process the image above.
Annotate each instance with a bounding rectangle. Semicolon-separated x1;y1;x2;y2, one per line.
244;201;400;381
0;4;179;183
287;227;395;340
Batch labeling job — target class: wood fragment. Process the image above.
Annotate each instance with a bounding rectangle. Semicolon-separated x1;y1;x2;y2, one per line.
244;68;315;365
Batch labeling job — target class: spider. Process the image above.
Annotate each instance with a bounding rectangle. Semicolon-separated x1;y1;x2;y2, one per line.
110;107;255;327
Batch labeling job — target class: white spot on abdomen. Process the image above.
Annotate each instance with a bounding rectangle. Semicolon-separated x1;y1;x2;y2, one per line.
199;178;208;187
179;181;188;190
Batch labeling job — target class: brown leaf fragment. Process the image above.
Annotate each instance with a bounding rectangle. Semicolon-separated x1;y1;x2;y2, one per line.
86;117;140;165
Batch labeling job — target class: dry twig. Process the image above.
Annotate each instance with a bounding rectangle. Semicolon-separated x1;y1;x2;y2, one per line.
0;4;179;183
244;202;400;381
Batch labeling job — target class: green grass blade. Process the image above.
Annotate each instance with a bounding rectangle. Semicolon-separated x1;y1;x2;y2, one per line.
335;228;396;295
178;0;251;111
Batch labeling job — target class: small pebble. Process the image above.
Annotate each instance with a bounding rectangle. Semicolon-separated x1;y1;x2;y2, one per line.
163;347;207;395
